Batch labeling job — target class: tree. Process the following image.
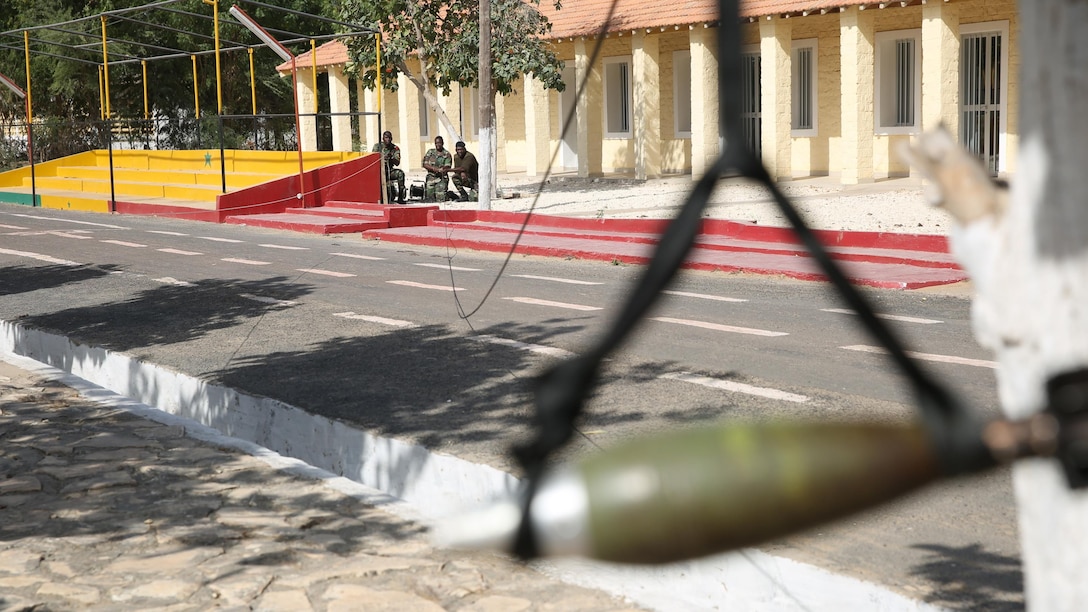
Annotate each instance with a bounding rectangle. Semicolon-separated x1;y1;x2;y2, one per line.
336;0;564;145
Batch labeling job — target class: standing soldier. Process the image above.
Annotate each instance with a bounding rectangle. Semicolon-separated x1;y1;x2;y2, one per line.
372;131;406;204
422;136;453;202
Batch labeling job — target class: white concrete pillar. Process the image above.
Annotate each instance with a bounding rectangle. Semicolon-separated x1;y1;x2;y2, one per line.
524;75;552;177
397;73;423;172
690;25;720;179
839;7;876;184
921;2;960;136
633;30;662;180
759;16;792;181
296;67;318;152
328;66;352;152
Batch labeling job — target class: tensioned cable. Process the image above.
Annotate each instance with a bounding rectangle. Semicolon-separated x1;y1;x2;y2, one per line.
448;0;620;323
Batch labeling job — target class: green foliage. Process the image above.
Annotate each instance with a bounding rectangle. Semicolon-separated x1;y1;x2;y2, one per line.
0;0;338;121
337;0;565;97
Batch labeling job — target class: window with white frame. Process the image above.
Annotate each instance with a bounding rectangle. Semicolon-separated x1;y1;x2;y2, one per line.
791;39;818;136
673;50;692;137
460;87;479;140
875;29;921;133
604;56;633;137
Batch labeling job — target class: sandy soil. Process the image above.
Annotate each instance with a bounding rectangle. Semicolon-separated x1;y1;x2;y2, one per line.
436;173;954;236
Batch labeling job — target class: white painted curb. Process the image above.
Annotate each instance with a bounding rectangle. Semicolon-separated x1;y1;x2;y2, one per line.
1;319;945;612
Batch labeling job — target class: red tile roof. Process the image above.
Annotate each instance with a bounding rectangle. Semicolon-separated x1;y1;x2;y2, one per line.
276;39;350;73
280;1;871;71
541;0;870;39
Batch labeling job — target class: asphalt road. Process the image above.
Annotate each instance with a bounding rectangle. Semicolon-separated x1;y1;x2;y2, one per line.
0;203;1021;610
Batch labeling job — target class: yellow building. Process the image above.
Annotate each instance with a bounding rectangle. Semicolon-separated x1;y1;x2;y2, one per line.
290;0;1016;184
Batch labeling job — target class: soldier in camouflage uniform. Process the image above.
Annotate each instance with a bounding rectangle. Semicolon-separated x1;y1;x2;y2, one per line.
372;131;406;204
422;136;453;202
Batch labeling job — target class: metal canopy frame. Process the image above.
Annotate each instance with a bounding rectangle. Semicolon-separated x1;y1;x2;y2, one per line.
0;0;377;69
0;0;382;208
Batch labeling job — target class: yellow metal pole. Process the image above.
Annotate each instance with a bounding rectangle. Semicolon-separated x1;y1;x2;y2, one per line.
248;48;257;116
23;32;32;123
101;16;111;118
204;0;223;114
375;34;382;114
311;39;318;115
192;55;200;116
142;61;149;120
98;66;105;120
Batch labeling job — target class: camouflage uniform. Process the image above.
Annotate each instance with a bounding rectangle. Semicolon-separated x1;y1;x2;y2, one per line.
372;141;406;203
451;148;479;202
422;146;453;202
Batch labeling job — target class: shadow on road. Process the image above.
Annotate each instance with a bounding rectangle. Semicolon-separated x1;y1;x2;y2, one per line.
911;543;1024;611
0;263;119;296
20;276;315;351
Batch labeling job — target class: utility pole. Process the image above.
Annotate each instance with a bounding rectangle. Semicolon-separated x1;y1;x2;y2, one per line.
477;0;493;211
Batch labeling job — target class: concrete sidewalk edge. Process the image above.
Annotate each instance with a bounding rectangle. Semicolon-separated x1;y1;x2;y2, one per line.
2;319;945;612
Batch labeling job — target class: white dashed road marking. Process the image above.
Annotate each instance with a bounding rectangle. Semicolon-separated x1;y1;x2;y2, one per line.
841;345;997;369
415;263;481;272
297;268;356;278
502;297;602;311
200;236;244;243
240;294;298;306
822;308;942;325
147;230;188;236
259;244;309;251
511;274;601;285
470;334;576;357
0;223;28;230
331;252;385;261
49;231;93;240
661;372;809;403
153;277;195;287
221;258;270;266
651;316;788;337
158;248;202;256
100;240;147;248
664;290;747;303
388;280;464;291
0;247;80;266
9;214;127;229
334;312;417;328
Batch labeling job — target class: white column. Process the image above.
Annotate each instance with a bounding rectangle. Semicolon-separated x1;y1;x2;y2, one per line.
633;30;662;180
328;65;352;152
359;83;380;150
575;37;603;177
690;25;720;179
759;16;792;181
296;67;318;152
397;73;423;172
524;75;552;177
495;93;508;173
921;2;960;136
839;7;875;184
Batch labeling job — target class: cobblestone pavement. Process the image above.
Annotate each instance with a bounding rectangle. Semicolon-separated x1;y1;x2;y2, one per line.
0;360;642;612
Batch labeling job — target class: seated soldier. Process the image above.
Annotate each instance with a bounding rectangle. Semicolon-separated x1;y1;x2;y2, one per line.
422;136;452;202
451;141;479;202
372;131;406;204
